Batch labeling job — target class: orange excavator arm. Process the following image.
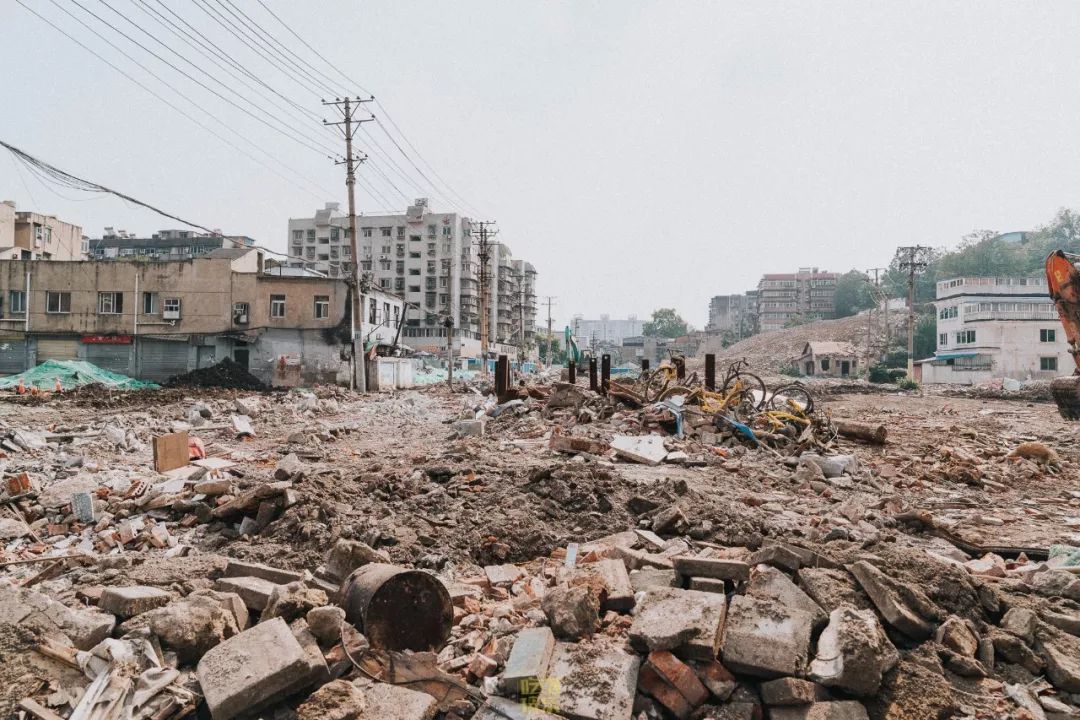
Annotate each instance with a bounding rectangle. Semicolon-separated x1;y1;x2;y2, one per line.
1045;251;1080;374
1045;251;1080;418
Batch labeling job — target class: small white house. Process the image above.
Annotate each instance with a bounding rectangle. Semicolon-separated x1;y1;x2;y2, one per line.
918;276;1071;384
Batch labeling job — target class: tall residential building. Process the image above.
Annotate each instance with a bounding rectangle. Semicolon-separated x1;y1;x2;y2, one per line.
87;228;254;261
286;199;536;358
0;201;86;261
918;275;1069;383
571;315;644;348
706;291;759;338
757;268;838;332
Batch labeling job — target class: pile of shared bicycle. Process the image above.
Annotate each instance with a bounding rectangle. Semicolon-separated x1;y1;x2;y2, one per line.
607;357;837;455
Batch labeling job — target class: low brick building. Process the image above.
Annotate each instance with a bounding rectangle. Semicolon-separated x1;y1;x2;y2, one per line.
796;341;859;377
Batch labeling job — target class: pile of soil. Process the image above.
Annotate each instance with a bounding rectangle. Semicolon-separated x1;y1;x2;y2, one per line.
166;358;266;391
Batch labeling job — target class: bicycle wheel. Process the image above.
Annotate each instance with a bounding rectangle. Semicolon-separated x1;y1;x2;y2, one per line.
722;372;767;410
768;383;814;414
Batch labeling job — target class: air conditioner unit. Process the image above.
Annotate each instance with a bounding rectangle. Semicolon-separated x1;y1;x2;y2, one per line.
234;312;249;324
163;309;181;320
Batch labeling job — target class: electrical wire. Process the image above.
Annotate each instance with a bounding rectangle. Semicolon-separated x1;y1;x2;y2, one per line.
14;0;335;203
0;139;218;233
70;0;336;156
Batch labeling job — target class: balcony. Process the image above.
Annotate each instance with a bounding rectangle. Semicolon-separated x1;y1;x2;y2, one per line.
963;309;1058;322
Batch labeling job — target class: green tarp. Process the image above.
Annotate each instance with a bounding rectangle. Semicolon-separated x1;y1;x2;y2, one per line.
0;359;159;391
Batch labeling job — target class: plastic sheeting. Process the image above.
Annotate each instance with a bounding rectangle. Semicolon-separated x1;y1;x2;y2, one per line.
0;359;159;391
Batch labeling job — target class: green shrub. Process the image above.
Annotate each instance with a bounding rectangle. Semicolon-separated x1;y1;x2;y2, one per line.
779;365;801;378
896;377;919;391
868;363;892;383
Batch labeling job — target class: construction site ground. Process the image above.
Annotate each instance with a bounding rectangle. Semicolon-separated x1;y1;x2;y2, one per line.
2;378;1079;720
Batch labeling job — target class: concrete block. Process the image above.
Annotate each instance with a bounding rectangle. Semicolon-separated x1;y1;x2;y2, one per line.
485;563;525;586
296;680;365;720
720;594;813;678
809;607;898;697
672;556;750;582
580;558;635;612
0;583;115;650
689;577;726;594
474;696;561;720
325;539;390;581
122;594;240;665
629;568;679;592
749;543;802;571
1000;607;1037;644
501;626;555;696
306;605;346;645
747;566;827;630
548;640;639;720
611;434;668;465
796;568;871;613
98;585;172;619
214;576;280;612
760;677;829;705
362;682;438;719
196;617;310;720
224;558;304;585
453;419;486;437
1035;622;1080;692
541;585;598;640
849;561;937;640
769;701;869;720
629;587;726;662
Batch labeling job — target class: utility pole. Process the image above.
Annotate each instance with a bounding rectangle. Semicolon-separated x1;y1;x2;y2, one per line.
864;267;886;367
323;96;373;392
475;221;497;375
897;247;929;379
514;271;526;366
543;296;556;369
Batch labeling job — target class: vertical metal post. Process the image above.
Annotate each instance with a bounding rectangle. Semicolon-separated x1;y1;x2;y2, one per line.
496;354;509;398
588;357;598;391
641;358;649;372
601;353;611;395
675;356;685;380
705;353;715;391
568;361;576;384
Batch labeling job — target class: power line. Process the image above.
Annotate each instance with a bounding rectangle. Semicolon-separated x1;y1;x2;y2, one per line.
15;0;334;202
1;139;218;233
251;0;484;216
71;0;337;156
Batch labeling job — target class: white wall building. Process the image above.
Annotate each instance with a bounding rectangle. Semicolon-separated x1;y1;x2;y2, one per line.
571;315;644;347
287;199;536;359
919;275;1071;384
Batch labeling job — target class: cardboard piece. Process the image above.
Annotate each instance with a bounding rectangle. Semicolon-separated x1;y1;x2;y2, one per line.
153;431;190;473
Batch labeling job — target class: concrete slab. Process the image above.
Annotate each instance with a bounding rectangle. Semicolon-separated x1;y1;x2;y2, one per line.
223;559;304;585
98;585;171;619
769;701;869;720
611;435;667;465
548;640;639;720
214;575;280;612
747;566;827;630
196;617;309;720
629;587;726;662
672;556;750;582
361;682;438;720
720;594;813;678
501;627;556;696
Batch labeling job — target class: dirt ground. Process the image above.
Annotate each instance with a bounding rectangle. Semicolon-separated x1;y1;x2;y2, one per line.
1;379;1079;719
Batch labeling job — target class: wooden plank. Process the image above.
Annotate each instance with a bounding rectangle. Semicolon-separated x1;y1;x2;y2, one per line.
153;431;189;473
20;698;66;720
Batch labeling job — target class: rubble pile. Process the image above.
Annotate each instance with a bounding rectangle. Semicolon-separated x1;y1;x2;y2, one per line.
166;359;267;391
1;361;1080;719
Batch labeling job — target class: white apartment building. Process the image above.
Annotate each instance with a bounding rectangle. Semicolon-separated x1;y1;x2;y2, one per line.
286;199;536;359
571;315;644;347
919;275;1070;384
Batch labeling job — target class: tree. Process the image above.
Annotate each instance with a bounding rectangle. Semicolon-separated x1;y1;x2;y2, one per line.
537;338;567;365
643;308;688;338
833;270;875;318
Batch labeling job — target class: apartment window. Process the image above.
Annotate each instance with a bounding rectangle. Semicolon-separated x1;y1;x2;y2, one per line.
369;299;377;324
409;251;421;259
409;268;420;276
163;297;181;316
938;306;958;320
317;254;330;261
396;261;405;273
314;295;330;319
408;285;420;293
1041;356;1058;371
330;227;340;242
938;333;947;347
955;330;976;344
292;230;302;241
143;292;158;315
318;236;329;245
383;302;390;321
362;227;373;237
98;292;124;315
306;229;315;241
270;294;286;318
379;227;391;237
393;306;400;323
330;247;339;259
342;246;351;257
8;290;26;315
821;358;830;371
1040;329;1056;342
396;227;405;238
381;245;392;254
439;276;448;288
410;235;421;243
394;278;404;291
380;278;390;289
361;261;372;271
427;224;437;237
443;226;452;237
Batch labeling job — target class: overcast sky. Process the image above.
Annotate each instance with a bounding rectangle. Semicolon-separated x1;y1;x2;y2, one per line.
3;1;1080;328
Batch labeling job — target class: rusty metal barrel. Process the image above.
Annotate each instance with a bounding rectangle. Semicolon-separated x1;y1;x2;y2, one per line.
342;563;453;652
